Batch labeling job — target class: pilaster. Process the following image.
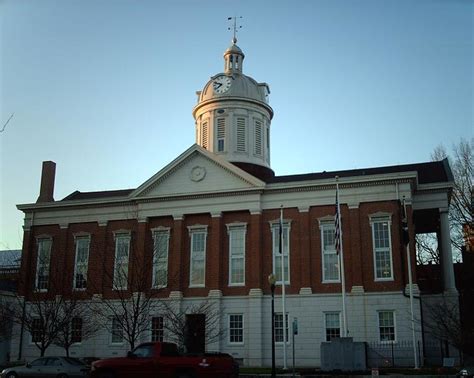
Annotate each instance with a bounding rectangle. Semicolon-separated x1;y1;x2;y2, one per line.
208;213;222;290
170;216;184;291
298;207;312;292
348;204;364;291
247;288;263;366
249;212;263;288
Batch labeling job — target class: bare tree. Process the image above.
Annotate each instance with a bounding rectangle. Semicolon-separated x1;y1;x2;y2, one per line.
160;300;225;352
91;212;170;351
53;303;100;357
423;297;474;365
0;296;14;342
416;138;473;264
11;293;72;356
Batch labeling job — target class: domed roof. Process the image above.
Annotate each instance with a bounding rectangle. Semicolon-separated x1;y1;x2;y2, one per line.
197;73;268;104
224;43;244;56
193;40;273;118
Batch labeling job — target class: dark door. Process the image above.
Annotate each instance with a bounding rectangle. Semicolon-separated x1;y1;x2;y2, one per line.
185;314;205;353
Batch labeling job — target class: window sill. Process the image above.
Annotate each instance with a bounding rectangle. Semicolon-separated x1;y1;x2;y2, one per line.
374;278;394;282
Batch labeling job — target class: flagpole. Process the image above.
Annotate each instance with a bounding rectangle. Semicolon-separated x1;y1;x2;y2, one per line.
279;205;288;369
335;177;348;337
403;197;419;368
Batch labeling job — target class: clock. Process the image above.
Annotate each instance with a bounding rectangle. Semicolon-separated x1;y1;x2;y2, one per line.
212;75;232;94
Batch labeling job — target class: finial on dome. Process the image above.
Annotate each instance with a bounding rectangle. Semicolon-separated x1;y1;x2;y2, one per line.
227;16;242;44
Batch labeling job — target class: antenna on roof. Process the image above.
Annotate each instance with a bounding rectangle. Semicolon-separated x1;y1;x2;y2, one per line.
227;16;242;44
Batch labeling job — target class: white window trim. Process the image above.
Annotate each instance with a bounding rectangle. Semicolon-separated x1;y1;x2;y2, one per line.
377;310;397;343
30;318;42;344
323;311;341;342
150;315;165;342
227;223;247;286
188;225;208;288
73;234;90;291
70;317;83;344
270;220;291;285
274;312;290;345
113;231;131;290
319;219;341;283
370;214;394;281
35;237;52;292
151;227;170;289
228;313;244;345
110;317;125;345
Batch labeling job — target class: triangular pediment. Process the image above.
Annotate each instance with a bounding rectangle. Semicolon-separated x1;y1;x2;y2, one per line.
131;145;265;198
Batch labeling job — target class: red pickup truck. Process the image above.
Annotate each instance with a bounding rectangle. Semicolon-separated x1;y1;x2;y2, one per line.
89;342;239;378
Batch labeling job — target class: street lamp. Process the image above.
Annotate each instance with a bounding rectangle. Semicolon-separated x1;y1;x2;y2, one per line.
268;273;276;378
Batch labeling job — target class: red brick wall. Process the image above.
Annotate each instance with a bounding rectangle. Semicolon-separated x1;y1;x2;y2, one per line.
20;201;414;298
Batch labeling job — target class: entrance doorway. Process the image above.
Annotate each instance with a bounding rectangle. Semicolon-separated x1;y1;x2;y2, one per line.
185;314;205;353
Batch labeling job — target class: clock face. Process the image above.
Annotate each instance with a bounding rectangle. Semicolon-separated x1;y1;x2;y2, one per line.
212;76;232;94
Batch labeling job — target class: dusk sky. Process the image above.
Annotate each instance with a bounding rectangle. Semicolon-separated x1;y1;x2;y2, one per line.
1;0;472;250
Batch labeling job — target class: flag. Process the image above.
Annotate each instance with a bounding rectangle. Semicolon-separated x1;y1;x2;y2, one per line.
335;185;341;255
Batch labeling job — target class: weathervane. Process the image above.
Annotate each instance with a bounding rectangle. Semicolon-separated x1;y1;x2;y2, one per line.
227;16;242;44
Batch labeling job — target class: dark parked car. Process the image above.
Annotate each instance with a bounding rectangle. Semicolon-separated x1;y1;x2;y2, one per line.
1;356;89;378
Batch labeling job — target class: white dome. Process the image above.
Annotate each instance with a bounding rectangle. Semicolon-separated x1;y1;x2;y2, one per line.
197;73;269;105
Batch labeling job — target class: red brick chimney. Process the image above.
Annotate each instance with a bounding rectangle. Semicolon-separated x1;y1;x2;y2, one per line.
36;161;56;203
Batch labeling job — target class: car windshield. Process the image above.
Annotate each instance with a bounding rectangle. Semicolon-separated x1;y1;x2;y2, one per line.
133;345;154;358
30;358;47;366
63;357;85;366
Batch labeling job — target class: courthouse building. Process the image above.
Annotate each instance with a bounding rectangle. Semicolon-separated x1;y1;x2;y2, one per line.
14;38;457;366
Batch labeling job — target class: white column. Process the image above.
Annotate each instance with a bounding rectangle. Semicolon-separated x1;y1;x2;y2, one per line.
439;208;457;294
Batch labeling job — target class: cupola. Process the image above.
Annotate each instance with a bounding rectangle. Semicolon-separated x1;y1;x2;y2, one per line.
192;38;274;180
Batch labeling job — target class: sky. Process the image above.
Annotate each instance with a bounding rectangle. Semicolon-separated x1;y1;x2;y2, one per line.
0;0;472;250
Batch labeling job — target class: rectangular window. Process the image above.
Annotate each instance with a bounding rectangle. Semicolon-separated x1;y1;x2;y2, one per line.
320;223;340;282
324;312;341;341
111;317;123;344
73;236;90;290
228;225;246;285
113;233;131;289
152;230;169;288
35;238;52;291
371;217;393;280
151;316;164;342
274;313;289;343
71;317;82;343
189;227;207;287
31;318;42;343
254;120;263;155
378;311;396;342
271;223;290;284
236;118;246;152
217;118;225;152
229;314;244;344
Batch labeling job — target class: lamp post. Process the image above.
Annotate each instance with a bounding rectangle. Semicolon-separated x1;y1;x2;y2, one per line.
268;273;276;378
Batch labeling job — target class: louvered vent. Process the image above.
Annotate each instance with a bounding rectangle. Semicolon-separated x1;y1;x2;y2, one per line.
217;118;225;152
236;118;246;152
255;120;262;155
202;122;208;149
